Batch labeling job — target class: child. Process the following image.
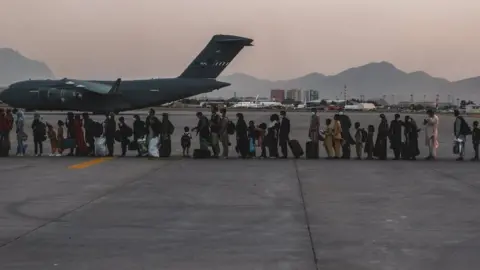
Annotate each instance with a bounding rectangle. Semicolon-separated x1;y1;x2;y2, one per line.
354;122;366;160
181;126;192;157
257;123;267;158
247;121;257;158
472;121;479;161
57;120;65;156
47;123;59;156
364;125;375;160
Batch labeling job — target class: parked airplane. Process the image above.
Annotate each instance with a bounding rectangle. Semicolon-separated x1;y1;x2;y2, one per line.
0;34;253;113
232;95;285;109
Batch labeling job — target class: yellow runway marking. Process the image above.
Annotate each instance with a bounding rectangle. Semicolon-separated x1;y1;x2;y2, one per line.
68;157;114;169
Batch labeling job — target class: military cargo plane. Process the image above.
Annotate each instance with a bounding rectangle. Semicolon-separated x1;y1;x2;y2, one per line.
0;34;253;113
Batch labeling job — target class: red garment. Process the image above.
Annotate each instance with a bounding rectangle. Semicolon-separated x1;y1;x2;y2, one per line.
6;114;13;131
74;119;88;155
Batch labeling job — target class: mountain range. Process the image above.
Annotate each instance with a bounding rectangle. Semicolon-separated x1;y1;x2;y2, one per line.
0;48;478;102
0;48;55;86
218;62;480;102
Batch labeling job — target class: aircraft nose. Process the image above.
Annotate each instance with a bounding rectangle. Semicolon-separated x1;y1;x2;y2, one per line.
0;87;15;105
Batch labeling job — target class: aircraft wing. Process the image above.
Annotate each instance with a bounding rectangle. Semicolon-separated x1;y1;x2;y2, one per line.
60;78;121;95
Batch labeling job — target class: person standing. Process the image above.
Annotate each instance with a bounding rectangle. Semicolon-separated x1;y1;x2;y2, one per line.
118;117;133;157
82;113;95;156
354;122;365;160
104;112;117;157
267;114;280;158
338;111;354;159
374;114;389;160
308;108;320;158
424;109;439;160
471;121;480;161
402;116;420;160
209;106;221;158
160;113;174;157
192;112;210;150
0;109;8;156
389;114;403;160
65;112;76;156
219;108;230;158
31;113;46;156
453;109;471;161
15;110;27;156
73;114;88;156
235;113;249;159
279;110;291;159
133;114;146;157
323;118;334;159
332;114;343;159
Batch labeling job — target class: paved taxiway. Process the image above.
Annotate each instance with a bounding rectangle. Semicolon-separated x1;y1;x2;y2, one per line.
1;111;480;269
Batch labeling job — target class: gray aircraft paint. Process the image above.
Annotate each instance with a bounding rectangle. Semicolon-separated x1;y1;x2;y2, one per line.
0;35;253;113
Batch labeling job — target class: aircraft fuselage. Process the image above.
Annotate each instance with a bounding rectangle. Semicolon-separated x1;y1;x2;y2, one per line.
0;78;230;112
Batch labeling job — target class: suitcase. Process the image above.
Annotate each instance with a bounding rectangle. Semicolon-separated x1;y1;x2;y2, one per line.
288;139;304;158
61;138;76;149
193;149;211;159
305;141;319;159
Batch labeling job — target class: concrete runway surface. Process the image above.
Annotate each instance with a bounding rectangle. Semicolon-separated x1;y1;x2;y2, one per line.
1;111;480;270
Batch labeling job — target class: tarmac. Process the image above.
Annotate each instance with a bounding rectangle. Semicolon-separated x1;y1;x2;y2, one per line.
1;111;480;269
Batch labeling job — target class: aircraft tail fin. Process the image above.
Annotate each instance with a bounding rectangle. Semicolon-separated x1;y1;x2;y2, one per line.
108;78;122;95
179;34;253;79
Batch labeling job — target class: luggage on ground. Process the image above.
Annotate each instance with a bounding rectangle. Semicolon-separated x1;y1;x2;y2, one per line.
94;137;107;156
137;137;148;156
128;141;138;151
148;137;160;157
61;138;76;150
289;139;304;158
305;141;319;159
453;137;463;154
193;149;211;159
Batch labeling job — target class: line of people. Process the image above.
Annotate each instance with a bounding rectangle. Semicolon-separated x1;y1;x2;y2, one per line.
1;107;479;160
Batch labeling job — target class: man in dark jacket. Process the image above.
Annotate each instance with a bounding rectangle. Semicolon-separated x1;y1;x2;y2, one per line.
279;110;290;158
389;114;403;160
118;116;133;157
453;109;471;161
104;112;116;156
133;114;146;157
65;112;76;156
192;112;210;150
82;112;95;155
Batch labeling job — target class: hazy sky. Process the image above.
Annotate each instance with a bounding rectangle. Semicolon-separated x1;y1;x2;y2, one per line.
1;0;480;81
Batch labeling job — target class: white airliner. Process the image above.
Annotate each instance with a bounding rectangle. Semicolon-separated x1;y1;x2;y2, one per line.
232;95;285;109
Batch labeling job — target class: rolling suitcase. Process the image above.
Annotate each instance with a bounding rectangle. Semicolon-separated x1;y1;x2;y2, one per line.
193;149;211;159
288;139;304;158
305;141;319;159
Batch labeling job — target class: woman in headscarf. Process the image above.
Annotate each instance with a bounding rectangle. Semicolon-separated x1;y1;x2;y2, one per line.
65;112;76;156
235;113;249;158
73;114;88;156
374;114;389;160
15;110;27;156
160;113;174;157
402;115;420;160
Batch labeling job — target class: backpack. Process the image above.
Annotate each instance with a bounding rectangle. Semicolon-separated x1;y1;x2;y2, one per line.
123;125;133;137
460;117;472;135
227;120;235;135
361;129;367;143
181;133;191;147
36;121;46;135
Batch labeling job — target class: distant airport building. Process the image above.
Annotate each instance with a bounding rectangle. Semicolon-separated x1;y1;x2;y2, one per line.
286;89;302;102
303;90;319;102
270;89;285;102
